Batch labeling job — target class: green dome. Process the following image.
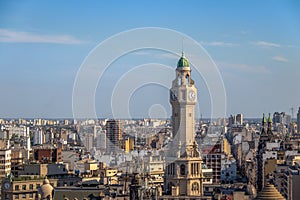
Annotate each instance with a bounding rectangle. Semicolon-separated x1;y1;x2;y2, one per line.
177;52;189;68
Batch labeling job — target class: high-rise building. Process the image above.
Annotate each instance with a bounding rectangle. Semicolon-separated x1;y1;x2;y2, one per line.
228;115;236;127
95;126;106;151
283;163;300;199
297;107;300;133
26;127;31;150
84;133;94;152
236;114;243;125
164;53;205;198
106;120;122;154
33;128;44;145
273;112;284;124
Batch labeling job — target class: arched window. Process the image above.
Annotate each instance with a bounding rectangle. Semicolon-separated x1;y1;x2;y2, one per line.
186;75;189;85
180;164;185;175
178;75;182;86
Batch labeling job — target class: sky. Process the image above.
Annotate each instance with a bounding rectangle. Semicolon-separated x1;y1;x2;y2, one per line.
0;0;299;119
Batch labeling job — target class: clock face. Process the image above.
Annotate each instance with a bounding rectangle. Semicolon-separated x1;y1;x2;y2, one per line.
3;182;10;190
188;90;195;101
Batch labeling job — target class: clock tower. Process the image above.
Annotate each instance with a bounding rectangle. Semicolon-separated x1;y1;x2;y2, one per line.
170;52;197;149
165;52;204;198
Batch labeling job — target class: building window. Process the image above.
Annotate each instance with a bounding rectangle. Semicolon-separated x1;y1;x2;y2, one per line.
180;164;185;175
36;184;40;189
178;75;182;86
29;184;33;190
15;194;19;199
15;185;19;191
29;193;33;198
22;185;26;190
186;75;189;85
191;182;199;192
22;194;26;199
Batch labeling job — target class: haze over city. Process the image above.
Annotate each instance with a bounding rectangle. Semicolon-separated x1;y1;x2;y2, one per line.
0;1;299;118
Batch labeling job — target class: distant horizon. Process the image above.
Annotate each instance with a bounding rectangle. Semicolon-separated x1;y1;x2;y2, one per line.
0;116;297;121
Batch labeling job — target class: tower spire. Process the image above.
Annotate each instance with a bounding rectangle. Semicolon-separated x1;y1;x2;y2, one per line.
267;113;273;139
268;113;272;124
262;113;267;125
261;113;267;136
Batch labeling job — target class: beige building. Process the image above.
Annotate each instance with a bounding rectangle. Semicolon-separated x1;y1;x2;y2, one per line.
283;163;300;200
11;148;24;177
99;167;119;185
84;159;99;176
0;149;11;178
1;175;80;200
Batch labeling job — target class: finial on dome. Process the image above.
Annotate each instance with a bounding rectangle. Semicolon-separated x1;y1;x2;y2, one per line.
177;52;189;68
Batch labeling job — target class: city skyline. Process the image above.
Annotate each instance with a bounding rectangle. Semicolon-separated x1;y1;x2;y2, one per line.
0;1;300;118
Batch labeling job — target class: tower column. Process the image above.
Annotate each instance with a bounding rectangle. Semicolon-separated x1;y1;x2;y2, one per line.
166;52;204;197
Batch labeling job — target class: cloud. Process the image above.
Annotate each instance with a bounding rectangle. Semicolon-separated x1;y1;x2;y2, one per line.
0;29;87;44
240;30;248;35
272;56;289;63
158;53;178;59
132;51;178;60
252;41;280;48
217;61;269;74
131;51;150;56
201;41;238;47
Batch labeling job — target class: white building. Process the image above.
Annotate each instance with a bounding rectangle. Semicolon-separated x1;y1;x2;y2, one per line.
96;129;106;151
297;107;300;133
202;167;213;185
9;126;26;137
33;128;44;145
26;126;31;150
0;149;11;177
83;133;94;152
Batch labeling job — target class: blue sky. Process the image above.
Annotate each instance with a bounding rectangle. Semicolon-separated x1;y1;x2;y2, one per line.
0;0;299;118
